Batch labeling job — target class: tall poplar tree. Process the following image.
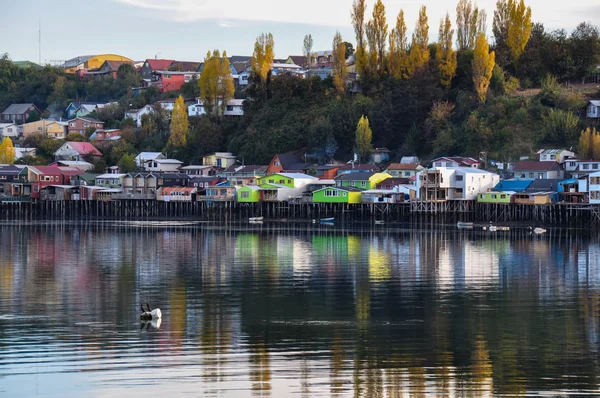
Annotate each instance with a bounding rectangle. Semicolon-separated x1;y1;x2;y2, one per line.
355;115;373;162
456;0;487;50
370;0;388;71
303;34;314;66
351;0;367;78
332;31;347;94
388;10;408;79
472;33;496;103
167;96;188;149
408;6;430;76
437;13;457;88
251;33;275;83
219;50;234;116
507;0;532;64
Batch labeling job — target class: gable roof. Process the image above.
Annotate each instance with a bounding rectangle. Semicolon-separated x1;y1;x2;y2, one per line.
590;100;600;107
525;179;563;193
2;103;38;115
288;55;306;65
135;152;163;160
69;116;104;124
492;179;533;192
433;156;480;166
512;161;561;171
386;163;422;171
65;142;103;156
335;172;375;181
272;172;317;180
169;61;201;72
228;55;252;63
273;153;304;170
145;59;175;70
104;60;133;71
376;177;411;186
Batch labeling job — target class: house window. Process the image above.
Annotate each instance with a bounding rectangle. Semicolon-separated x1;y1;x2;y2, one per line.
325;190;340;197
287;179;291;184
538;173;543;179
492;194;497;199
584;164;590;170
520;174;526;178
274;161;280;166
279;179;284;184
361;181;367;188
456;175;464;181
529;173;534;178
594;164;599;170
501;194;506;199
404;171;410;176
226;106;233;111
268;179;274;184
569;162;576;167
242;76;248;81
241;191;249;198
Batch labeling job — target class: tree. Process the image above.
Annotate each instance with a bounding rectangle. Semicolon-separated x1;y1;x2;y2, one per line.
507;0;532;64
351;0;367;78
492;0;511;66
570;22;600;83
0;137;15;164
388;10;408;79
332;31;347;94
218;50;235;115
437;13;458;88
472;33;496;103
579;128;600;160
199;50;234;117
167;96;188;150
407;6;430;76
343;42;355;59
308;116;337;163
543;109;579;143
355;115;373;161
117;153;137;172
303;34;314;66
251;33;275;84
27;110;40;123
368;0;388;71
456;0;487;50
65;132;86;142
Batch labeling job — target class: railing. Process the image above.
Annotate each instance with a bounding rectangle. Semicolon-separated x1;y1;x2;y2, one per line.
111;193;156;200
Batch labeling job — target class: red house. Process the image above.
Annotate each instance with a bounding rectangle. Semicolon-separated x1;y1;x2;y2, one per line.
25;166;83;199
141;59;175;80
67;117;105;135
150;71;200;93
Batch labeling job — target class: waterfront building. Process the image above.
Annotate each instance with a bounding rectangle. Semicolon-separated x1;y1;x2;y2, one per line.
312;186;362;204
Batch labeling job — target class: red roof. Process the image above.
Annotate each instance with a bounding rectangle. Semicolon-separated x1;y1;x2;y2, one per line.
30;166;63;175
386;163;421;170
512;161;561;171
146;59;174;70
67;142;102;156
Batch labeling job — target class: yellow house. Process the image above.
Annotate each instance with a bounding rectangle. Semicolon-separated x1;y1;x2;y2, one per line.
63;54;133;73
21;120;67;139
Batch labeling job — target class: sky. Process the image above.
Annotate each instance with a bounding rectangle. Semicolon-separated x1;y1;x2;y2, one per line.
1;0;599;64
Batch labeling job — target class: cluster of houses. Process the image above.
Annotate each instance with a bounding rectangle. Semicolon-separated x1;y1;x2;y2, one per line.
3;145;600;207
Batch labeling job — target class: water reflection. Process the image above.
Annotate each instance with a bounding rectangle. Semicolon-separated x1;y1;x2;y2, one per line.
0;224;600;396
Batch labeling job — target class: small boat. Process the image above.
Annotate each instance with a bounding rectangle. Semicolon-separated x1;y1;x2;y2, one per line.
488;225;498;232
249;220;263;225
374;220;385;225
140;303;162;321
320;217;335;222
531;227;547;234
457;221;473;228
249;217;264;222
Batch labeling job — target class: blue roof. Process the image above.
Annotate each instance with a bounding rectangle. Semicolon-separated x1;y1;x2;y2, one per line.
492;179;533;192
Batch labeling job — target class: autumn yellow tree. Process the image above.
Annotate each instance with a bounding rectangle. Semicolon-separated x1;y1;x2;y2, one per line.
332;31;347;94
472;33;495;103
388;10;408;78
199;50;234;117
507;0;532;64
167;96;188;150
251;33;275;83
580;128;600;160
218;50;235;115
0;137;15;164
437;13;457;88
351;0;367;78
456;0;487;50
366;0;388;73
355;115;373;162
407;6;430;76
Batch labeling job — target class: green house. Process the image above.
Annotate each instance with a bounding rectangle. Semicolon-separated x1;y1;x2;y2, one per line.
313;187;362;204
477;192;512;204
237;185;261;202
257;173;317;188
335;172;392;190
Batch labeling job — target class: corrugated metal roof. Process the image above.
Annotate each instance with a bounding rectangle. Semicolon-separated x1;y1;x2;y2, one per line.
1;103;36;115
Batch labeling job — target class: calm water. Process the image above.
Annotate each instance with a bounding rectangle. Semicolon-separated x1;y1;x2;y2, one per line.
1;223;600;397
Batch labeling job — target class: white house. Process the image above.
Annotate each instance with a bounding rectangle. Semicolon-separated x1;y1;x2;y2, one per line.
53;141;102;161
135;152;165;167
125;105;154;127
587;100;600;119
431;157;481;168
157;98;177;112
0;123;19;138
188;98;244;117
568;160;600;178
143;158;183;172
258;172;318;201
238;69;251;86
589;172;600;204
538;149;576;163
417;167;499;200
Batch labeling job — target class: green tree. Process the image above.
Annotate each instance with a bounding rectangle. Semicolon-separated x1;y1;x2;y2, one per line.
472;33;496;103
167;96;188;150
117;153;137;172
303;34;314;66
570;22;600;83
355;115;373;161
65;132;87;142
27;110;41;123
0;137;15;164
543;108;579;143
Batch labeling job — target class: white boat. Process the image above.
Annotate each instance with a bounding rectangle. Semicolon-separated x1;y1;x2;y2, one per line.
533;227;546;234
374;220;385;225
249;217;264;222
320;217;335;222
457;221;473;228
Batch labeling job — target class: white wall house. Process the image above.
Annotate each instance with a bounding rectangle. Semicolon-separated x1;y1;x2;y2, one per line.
587;100;600;119
570;160;600;178
417;167;499;200
125;104;154;127
188;99;244;117
539;149;576;163
589;172;600;204
431;157;480;168
135;152;165;167
143;158;183;172
238;70;251;86
0;123;18;138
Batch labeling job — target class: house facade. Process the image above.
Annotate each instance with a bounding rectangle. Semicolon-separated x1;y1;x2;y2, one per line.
265;154;312;175
1;103;41;123
313;187;362;204
67;117;105;135
589;172;600;204
125;105;154;127
587;100;600;119
149;71;200;93
95;173;126;189
417;167;499;200
140;59;175;80
135;152;165;167
21;120;67;139
143;159;183;172
511;161;564;180
538;149;576;163
385;163;423;179
188;99;244;117
0;123;19;138
431;157;480;168
202;152;237;168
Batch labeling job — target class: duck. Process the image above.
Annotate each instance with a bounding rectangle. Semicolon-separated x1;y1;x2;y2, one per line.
140;303;162;321
528;226;547;234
